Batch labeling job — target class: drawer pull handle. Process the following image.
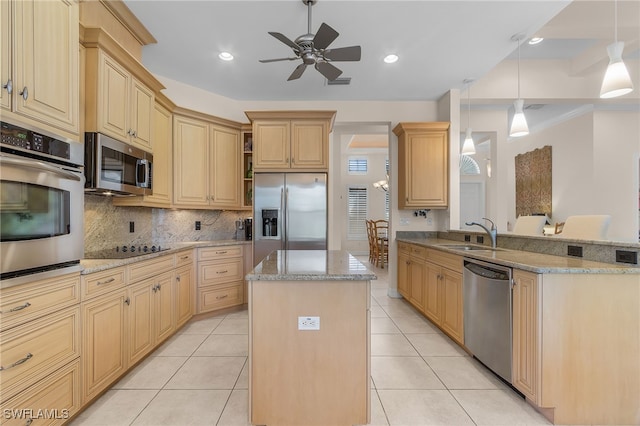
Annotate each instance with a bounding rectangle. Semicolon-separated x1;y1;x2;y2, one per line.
216;251;228;255
0;302;31;314
180;255;189;260
216;294;228;300
216;270;228;274
0;353;33;371
97;277;115;286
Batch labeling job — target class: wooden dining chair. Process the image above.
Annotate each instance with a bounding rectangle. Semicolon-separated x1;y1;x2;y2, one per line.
372;220;389;268
365;220;376;264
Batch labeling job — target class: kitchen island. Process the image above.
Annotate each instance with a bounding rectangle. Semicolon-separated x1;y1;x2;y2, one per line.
246;250;376;426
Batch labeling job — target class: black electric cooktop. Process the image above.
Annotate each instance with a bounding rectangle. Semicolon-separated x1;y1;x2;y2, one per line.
84;245;170;260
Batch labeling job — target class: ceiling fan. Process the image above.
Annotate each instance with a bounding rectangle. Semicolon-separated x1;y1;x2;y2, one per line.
259;0;361;81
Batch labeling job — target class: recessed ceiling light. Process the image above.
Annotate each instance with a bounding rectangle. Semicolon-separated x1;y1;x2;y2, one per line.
218;52;234;61
528;37;544;45
384;54;399;64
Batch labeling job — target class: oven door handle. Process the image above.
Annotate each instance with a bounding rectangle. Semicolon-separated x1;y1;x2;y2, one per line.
0;155;82;181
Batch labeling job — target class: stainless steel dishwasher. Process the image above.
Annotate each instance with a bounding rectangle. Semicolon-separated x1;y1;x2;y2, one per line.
463;258;513;383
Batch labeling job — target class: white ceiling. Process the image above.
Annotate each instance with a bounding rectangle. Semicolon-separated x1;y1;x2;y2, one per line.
122;0;582;101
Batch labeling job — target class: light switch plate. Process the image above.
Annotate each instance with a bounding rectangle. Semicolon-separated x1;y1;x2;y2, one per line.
298;316;320;331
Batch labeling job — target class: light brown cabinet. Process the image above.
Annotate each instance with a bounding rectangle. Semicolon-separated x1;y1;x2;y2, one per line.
197;246;245;313
393;122;450;209
81;288;127;404
245;111;336;171
1;0;79;139
241;126;253;209
174;263;194;329
511;269;540;403
0;272;81;424
113;97;175;208
173;112;241;209
85;49;154;152
396;244;463;345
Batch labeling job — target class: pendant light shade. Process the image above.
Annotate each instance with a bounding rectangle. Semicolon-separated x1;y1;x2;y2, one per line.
462;128;476;155
509;35;529;138
461;79;476;155
510;99;529;137
600;41;634;98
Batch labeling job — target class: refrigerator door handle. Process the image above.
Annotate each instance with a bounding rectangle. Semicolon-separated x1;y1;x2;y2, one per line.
285;187;290;250
280;187;285;249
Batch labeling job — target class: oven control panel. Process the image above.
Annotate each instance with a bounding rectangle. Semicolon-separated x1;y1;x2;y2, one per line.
1;121;70;160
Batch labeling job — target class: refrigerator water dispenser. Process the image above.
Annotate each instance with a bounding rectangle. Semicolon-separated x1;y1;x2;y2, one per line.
262;209;279;237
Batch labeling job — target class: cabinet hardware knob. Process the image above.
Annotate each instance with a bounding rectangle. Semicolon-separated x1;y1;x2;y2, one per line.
180;255;189;260
0;302;31;314
0;353;33;371
19;86;28;100
152;285;157;292
96;277;115;286
3;79;12;94
125;297;130;306
132;130;137;138
216;294;228;300
176;276;181;282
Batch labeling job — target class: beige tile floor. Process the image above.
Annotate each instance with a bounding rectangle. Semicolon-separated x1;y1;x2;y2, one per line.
70;257;551;426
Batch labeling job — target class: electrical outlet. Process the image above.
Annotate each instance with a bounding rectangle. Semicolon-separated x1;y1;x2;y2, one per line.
476;235;484;244
298;316;320;331
567;245;583;257
195;221;201;231
129;221;134;233
400;218;409;226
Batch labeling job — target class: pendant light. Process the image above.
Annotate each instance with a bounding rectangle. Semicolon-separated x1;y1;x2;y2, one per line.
461;79;476;155
510;35;529;138
600;0;634;98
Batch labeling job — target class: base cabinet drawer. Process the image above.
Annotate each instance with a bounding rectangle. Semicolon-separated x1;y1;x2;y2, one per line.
0;306;80;402
199;258;243;287
198;284;243;313
0;359;80;425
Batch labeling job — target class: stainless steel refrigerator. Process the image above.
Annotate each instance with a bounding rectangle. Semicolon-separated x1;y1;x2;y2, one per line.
253;173;327;266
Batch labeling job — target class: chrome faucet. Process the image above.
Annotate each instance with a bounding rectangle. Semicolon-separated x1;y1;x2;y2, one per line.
465;218;497;248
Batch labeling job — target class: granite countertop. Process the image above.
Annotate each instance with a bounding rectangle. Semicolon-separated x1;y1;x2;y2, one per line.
398;237;640;274
80;240;251;275
246;250;377;281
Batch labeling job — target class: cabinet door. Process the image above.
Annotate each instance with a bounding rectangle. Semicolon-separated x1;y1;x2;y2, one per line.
130;77;154;151
0;0;11;111
82;289;127;403
210;125;240;208
173;115;210;206
397;251;411;298
424;263;442;324
98;52;130;142
403;131;448;208
147;102;172;204
440;269;463;344
290;120;327;169
512;270;539;403
127;280;154;366
154;271;175;344
175;265;194;328
13;0;79;134
253;121;290;169
409;259;426;312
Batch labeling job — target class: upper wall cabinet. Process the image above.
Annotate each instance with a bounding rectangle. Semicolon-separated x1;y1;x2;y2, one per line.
1;0;79;139
245;111;336;172
84;49;154;152
173;109;242;210
393;122;450;209
81;27;165;153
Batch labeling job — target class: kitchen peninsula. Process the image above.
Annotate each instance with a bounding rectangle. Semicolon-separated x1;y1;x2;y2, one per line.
246;250;376;426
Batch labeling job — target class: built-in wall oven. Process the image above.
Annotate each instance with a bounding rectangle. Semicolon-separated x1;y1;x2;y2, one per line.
0;121;84;283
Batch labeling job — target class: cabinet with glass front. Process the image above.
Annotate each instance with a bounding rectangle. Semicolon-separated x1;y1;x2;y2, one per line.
242;126;253;209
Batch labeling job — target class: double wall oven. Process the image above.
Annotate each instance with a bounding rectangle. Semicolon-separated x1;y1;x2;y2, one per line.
0;121;84;283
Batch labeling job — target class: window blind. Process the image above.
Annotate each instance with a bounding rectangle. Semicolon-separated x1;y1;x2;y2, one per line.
347;186;368;240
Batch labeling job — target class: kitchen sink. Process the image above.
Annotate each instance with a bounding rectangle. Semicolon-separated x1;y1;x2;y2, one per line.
438;244;503;251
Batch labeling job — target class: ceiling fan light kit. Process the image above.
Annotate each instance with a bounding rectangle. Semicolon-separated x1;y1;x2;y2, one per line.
259;0;362;81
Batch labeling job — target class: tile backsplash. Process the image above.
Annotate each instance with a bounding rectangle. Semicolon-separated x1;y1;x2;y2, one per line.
84;195;251;252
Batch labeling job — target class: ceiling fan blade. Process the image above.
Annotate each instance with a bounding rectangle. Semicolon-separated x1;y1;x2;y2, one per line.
324;46;361;62
259;57;299;63
313;23;339;50
268;32;300;51
287;63;308;81
315;61;342;81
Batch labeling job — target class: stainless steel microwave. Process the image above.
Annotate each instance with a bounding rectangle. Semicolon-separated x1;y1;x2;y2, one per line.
84;132;153;196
